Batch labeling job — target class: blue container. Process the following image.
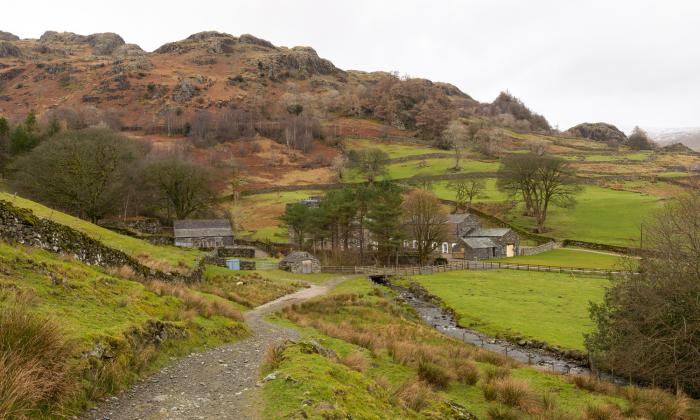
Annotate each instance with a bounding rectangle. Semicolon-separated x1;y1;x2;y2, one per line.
225;259;240;270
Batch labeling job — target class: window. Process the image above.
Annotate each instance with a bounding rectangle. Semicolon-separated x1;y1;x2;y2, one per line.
441;242;449;254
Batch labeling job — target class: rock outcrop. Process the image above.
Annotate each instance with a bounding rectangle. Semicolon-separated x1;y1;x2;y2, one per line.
566;122;628;143
86;32;126;55
0;31;19;41
262;46;340;79
0;41;21;58
239;34;275;49
38;31;128;56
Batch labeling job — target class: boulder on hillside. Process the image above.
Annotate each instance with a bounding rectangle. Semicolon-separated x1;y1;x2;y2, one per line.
0;41;21;58
86;33;126;55
566;122;628;143
0;31;19;41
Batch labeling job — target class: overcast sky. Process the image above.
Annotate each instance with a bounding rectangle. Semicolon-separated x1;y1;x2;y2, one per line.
4;0;700;131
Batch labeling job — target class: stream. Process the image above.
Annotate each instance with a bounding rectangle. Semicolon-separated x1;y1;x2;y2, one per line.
374;276;592;376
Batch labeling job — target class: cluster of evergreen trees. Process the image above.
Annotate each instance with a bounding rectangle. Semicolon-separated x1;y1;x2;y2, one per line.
281;182;404;264
0;112;54;177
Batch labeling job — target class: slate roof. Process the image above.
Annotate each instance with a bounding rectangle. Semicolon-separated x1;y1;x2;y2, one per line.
448;213;470;224
468;228;512;237
461;237;498;249
173;219;233;238
281;251;318;263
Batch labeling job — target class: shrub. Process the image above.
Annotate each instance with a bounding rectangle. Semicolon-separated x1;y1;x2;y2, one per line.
626;387;688;419
492;377;533;409
569;374;615;394
0;307;75;418
584;403;623;420
341;351;369;372
261;343;285;374
453;360;479;385
482;383;497;401
417;360;452;389
482;365;511;383
486;406;519;420
394;379;433;412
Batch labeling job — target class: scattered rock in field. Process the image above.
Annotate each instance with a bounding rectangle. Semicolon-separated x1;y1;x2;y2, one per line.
263;372;278;382
151;394;169;402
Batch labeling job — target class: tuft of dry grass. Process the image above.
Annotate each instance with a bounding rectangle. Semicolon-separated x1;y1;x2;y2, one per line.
569;374;616;394
486;405;519;420
261;343;285;375
341;351;369;372
0;307;76;418
482;382;498;401
106;264;141;281
583;402;624;420
624;386;689;419
145;280;243;321
417;360;453;389
393;379;434;412
453;360;480;385
482;365;511;383
491;377;535;410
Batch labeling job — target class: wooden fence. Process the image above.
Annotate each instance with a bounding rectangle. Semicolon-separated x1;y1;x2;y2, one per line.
321;260;631;277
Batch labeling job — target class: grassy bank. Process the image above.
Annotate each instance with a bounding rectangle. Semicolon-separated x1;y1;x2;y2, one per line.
396;270;608;350
0;242;248;417
0;192;201;271
261;278;689;419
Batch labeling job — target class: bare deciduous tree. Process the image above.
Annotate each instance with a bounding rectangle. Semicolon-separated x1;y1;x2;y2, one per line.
497;153;581;232
449;177;485;211
587;193;700;396
402;189;448;264
349;148;390;185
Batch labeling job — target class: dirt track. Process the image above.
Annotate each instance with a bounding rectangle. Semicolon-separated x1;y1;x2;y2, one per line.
83;277;348;420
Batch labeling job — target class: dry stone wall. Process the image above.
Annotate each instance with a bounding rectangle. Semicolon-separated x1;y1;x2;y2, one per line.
0;200;203;282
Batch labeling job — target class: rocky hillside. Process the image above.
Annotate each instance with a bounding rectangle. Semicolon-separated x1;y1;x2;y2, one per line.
0;30;548;140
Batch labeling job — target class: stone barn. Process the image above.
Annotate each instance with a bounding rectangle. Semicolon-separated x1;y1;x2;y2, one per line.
173;219;234;248
279;251;321;274
451;214;520;260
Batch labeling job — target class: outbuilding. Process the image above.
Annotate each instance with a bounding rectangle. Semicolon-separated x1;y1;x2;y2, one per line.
278;251;321;274
173;219;234;248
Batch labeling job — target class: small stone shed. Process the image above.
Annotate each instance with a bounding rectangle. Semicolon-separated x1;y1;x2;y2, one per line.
278;251;321;274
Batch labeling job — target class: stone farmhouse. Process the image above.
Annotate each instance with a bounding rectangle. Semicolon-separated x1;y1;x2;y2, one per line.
173;219;234;248
450;214;520;260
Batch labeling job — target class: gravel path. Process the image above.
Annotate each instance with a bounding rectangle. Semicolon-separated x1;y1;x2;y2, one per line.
83;277;349;420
